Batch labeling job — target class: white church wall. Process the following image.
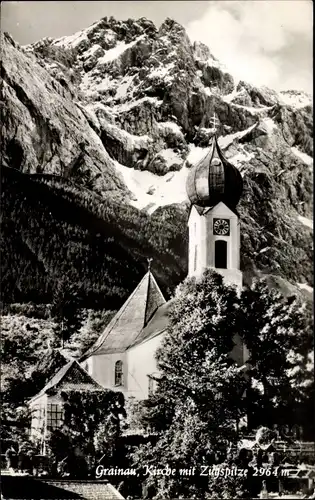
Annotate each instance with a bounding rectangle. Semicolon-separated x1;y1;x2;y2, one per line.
85;352;127;393
188;206;207;276
126;333;164;400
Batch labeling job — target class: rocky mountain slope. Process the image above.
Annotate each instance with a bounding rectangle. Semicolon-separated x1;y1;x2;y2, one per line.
1;17;313;307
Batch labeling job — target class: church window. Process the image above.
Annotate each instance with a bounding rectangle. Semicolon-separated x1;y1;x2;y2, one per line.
194;245;198;271
215;240;227;269
115;360;123;386
46;404;63;430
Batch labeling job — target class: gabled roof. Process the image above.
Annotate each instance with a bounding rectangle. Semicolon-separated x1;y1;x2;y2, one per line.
29;359;104;404
129;299;173;349
187;201;240;220
82;271;166;358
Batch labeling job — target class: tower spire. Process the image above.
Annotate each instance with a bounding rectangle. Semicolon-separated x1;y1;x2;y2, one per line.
147;257;153;271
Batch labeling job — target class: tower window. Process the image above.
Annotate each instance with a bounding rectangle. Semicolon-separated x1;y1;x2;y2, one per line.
215;240;227;269
115;360;123;386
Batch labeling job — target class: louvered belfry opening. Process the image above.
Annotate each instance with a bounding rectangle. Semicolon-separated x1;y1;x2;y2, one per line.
215;240;227;269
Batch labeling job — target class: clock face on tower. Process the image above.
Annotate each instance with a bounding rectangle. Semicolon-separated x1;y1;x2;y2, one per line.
213;218;230;236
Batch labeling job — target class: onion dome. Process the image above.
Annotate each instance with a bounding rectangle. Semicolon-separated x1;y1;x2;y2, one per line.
186;134;243;208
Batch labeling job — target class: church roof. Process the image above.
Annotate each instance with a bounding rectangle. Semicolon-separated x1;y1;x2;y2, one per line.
29;359;104;404
186;134;243;208
82;271;166;357
130;299;173;348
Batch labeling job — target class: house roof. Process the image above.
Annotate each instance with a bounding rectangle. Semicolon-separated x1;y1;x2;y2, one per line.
1;478;125;499
81;271;166;358
29;359;104;404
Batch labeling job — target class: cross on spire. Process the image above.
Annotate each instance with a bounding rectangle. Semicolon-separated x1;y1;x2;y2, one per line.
209;112;219;134
147;258;153;271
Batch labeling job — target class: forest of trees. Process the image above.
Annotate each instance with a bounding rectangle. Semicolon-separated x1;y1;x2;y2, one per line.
1;166;187;307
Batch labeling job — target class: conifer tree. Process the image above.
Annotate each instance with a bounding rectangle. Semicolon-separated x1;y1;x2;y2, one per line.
51;275;86;347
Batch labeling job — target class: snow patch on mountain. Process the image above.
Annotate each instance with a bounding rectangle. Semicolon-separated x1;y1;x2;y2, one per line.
52;19;114;49
280;90;312;109
230;102;275;115
230;148;255;169
158;149;182;167
114;161;189;213
219;123;257;148
53;29;90;49
260;117;277;135
186;145;206;166
83;43;104;58
148;62;175;82
112;96;162;114
115;74;135;100
291;147;313;169
297;215;313;230
98;35;145;66
222;80;241;103
157;121;182;135
202;87;212;97
297;283;313;294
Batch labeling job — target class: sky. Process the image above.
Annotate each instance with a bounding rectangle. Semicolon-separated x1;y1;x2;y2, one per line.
1;0;313;93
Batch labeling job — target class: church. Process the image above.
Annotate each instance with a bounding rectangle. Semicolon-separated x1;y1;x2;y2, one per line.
80;132;247;400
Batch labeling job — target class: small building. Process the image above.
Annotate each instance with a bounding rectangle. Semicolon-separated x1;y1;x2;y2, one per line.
28;359;105;449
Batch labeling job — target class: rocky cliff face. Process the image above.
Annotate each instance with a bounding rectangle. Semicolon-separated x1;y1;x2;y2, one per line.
1;17;313;305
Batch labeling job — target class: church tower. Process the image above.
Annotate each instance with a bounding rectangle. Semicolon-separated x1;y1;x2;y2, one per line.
186;131;243;291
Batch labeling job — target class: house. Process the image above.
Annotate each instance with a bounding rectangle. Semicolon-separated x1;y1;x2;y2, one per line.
29;359;105;448
81;131;248;400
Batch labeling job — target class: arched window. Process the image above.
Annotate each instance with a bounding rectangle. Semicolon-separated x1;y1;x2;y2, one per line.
115;360;123;386
215;240;227;269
